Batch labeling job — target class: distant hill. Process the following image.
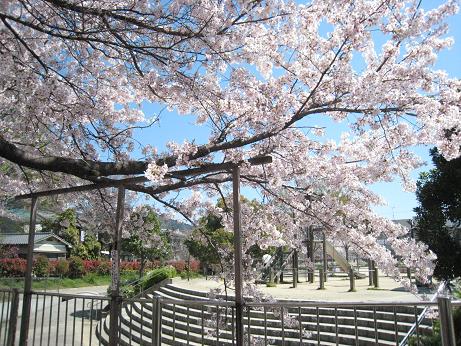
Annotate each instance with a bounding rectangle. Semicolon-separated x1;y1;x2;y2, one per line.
159;215;193;232
1;201;193;234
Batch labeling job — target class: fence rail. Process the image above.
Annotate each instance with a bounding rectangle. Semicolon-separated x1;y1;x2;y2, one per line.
0;288;459;345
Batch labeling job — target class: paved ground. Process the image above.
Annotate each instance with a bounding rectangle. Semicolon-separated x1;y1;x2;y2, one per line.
0;285;108;346
172;274;428;302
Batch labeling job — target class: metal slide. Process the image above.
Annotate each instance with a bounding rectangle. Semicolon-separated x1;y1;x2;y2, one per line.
324;241;366;278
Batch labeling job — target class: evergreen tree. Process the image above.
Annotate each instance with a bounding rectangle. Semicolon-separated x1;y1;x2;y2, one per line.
415;148;461;281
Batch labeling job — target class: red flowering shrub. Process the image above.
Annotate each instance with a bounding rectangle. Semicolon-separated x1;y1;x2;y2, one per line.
0;258;27;276
167;260;186;273
121;261;140;271
96;261;111;275
83;260;101;273
189;260;200;272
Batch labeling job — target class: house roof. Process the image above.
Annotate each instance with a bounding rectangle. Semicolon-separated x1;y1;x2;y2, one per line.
0;233;72;248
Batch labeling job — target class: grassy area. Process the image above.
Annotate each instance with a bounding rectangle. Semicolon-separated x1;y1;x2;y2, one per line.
0;271;139;290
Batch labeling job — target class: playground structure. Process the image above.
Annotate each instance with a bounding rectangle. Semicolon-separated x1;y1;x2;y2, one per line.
258;228;372;292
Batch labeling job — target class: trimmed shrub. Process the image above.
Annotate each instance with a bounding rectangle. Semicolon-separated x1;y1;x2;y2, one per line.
54;259;69;277
141;266;176;291
68;256;85;278
33;256;49;277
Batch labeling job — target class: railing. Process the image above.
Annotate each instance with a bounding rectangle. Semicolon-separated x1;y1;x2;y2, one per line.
1;287;459;345
399;281;447;346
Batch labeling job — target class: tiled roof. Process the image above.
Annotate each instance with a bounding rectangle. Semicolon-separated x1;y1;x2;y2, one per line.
0;232;72;247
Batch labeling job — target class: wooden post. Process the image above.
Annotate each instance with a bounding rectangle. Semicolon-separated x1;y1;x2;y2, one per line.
233;166;244;346
19;197;38;346
308;228;314;283
279;247;283;284
322;232;327;282
109;187;125;346
292;250;298;288
348;268;356;292
372;261;379;288
368;259;374;286
437;296;456;346
318;268;325;290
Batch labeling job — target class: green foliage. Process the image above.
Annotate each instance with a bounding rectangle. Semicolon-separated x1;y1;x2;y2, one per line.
179;270;201;280
43;209;102;260
71;243;89;259
141;266;176;291
415;148;461;281
33;255;49;277
184;213;233;266
83;234;101;260
43;209;80;246
68;256;85;278
122;206;171;276
55;259;69;276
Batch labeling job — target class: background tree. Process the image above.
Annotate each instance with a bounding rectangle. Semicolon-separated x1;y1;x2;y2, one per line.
415;148;461;281
43;209;102;259
43;209;80;248
123;205;171;278
185;213;233;273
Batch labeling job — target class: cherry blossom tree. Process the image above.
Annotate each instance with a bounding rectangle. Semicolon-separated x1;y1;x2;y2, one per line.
1;0;461;291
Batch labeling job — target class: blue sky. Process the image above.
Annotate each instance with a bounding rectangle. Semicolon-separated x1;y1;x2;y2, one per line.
131;1;461;220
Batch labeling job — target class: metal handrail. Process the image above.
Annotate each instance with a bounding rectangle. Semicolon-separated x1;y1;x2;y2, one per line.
399;282;446;346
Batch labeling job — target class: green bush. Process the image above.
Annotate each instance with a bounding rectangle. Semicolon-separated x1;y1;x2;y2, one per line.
120;285;136;298
96;261;111;275
68;257;85;278
141;266;176;291
55;259;69;277
84;273;98;285
33;256;49;277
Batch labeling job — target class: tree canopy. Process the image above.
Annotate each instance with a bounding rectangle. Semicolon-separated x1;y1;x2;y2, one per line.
1;0;460;290
415;148;461;281
123;205;171;276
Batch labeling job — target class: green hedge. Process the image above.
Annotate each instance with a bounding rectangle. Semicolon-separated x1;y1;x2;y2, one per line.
141;265;176;291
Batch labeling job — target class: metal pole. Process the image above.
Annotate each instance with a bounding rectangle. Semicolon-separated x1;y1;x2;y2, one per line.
232;166;244;346
7;288;19;346
322;232;327;282
19;196;38;346
437;296;456;346
109;187;125;346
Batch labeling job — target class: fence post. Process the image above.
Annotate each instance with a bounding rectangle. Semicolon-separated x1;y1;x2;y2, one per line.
368;259;373;286
348;269;356;292
153;297;162;346
437;296;456;346
372;261;379;288
109;187;125;346
318;268;325;290
19;196;38;346
7;288;19;346
322;233;327;282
